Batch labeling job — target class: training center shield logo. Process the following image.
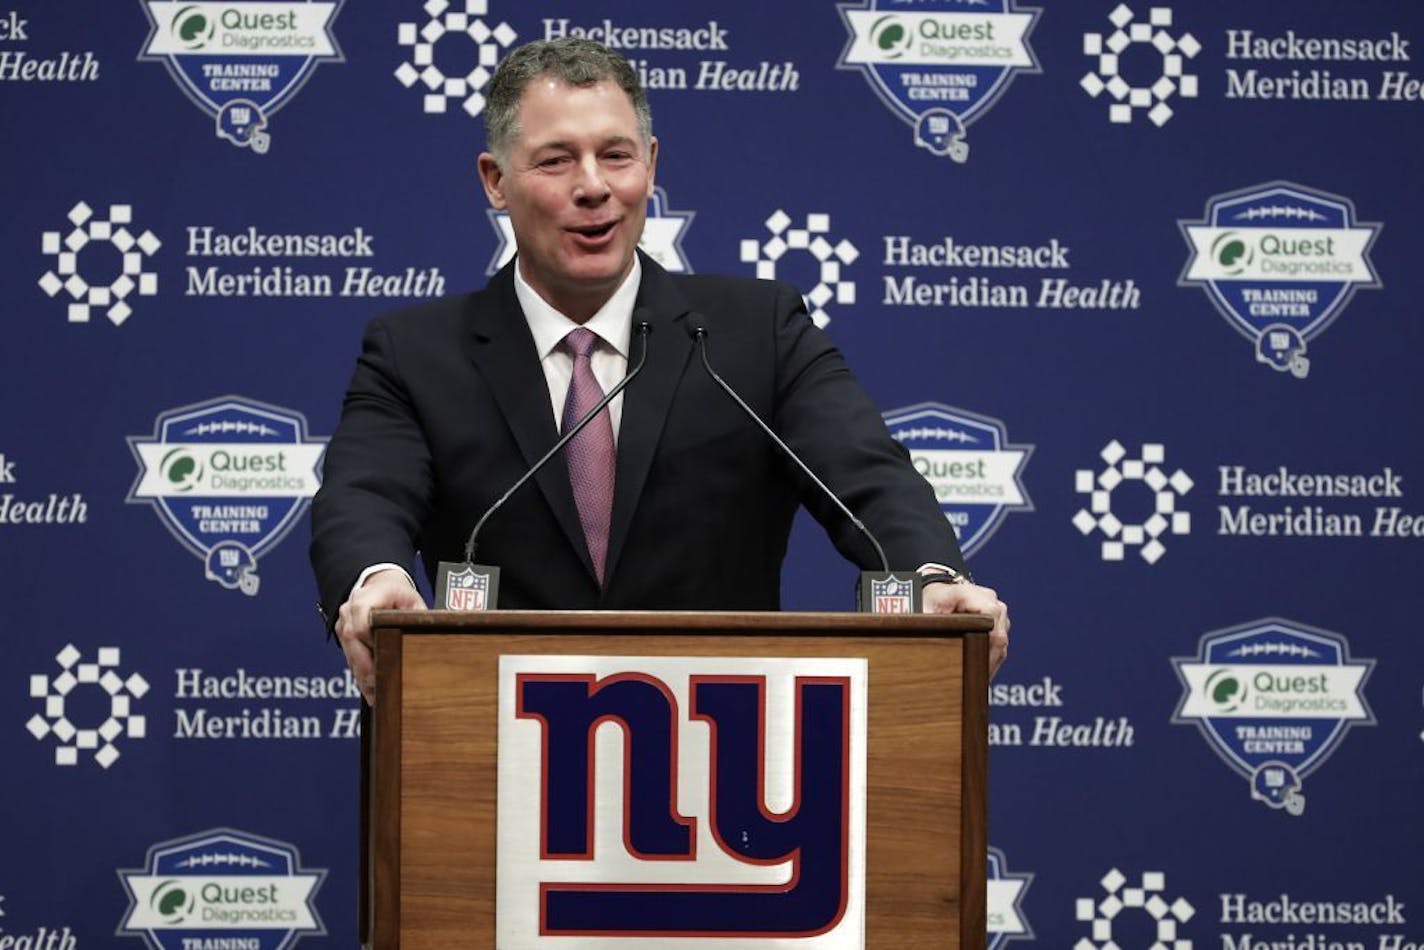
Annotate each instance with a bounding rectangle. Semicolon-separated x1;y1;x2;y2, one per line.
118;827;325;948
139;0;344;153
884;402;1032;557
1173;618;1374;816
1179;180;1381;378
837;0;1040;162
128;396;326;596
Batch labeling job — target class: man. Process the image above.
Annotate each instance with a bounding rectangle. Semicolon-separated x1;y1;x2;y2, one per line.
310;38;1009;704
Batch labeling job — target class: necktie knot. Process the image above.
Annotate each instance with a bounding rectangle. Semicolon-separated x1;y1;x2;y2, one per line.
562;327;600;361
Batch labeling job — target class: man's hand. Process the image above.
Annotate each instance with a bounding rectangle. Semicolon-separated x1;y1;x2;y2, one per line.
335;569;427;704
922;582;1010;679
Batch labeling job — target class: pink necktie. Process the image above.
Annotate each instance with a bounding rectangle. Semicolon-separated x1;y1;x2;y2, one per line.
560;328;615;585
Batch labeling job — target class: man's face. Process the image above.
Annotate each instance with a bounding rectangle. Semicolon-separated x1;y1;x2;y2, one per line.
478;77;657;321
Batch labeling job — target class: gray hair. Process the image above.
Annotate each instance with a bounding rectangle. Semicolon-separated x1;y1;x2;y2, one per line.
484;38;652;163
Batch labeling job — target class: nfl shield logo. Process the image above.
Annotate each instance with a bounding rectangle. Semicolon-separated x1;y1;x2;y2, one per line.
447;567;489;611
873;575;915;614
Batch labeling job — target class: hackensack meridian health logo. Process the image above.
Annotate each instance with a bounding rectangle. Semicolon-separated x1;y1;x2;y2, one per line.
883;402;1032;557
118;828;326;949
1179;181;1381;378
127;396;327;596
1172;617;1374;816
28;643;149;768
740;210;858;328
837;0;1040;162
1080;4;1199;126
395;0;517;116
1073;440;1191;564
1075;868;1194;949
488;186;693;276
138;0;344;153
38;201;161;326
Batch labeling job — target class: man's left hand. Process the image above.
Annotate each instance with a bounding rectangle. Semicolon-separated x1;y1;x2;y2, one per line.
922;582;1009;679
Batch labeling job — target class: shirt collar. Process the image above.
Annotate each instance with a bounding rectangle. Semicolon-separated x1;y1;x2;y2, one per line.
515;256;641;360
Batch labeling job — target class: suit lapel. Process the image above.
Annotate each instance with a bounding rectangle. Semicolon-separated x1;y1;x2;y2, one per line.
605;253;693;585
464;264;595;577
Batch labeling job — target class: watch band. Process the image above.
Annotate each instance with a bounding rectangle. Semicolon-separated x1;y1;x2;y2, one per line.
921;567;974;587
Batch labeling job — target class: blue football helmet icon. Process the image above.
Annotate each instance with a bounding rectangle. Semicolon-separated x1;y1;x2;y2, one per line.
205;541;261;596
1251;761;1305;815
216;99;271;154
1255;324;1310;379
915;109;969;163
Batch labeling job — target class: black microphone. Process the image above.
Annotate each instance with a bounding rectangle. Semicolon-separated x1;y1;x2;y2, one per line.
683;313;924;614
434;312;653;610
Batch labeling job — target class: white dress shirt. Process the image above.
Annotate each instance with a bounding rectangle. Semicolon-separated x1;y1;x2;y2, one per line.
515;256;640;441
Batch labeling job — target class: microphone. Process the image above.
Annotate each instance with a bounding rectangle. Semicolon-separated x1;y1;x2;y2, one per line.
684;313;923;614
434;312;654;610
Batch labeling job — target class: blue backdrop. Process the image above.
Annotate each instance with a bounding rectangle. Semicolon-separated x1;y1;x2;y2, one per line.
3;0;1421;947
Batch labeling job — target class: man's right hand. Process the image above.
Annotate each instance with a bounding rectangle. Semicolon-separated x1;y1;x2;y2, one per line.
335;569;427;705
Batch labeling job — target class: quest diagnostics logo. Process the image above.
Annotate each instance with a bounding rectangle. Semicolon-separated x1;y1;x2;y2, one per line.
838;0;1040;162
127;396;326;596
118;828;325;948
1180;181;1381;378
884;402;1032;557
169;7;217;50
139;1;344;152
1173;618;1374;815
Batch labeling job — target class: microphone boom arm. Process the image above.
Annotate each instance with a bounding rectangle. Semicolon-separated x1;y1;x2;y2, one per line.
689;322;891;574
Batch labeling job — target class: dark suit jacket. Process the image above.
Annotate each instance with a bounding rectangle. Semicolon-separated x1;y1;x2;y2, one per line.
310;253;962;625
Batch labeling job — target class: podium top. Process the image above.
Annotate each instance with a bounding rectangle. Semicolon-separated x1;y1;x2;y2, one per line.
370;609;993;635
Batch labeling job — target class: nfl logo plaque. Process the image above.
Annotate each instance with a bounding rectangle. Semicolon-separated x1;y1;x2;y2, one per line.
436;562;500;611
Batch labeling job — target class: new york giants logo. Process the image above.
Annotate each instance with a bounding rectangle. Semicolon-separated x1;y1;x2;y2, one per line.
497;656;868;949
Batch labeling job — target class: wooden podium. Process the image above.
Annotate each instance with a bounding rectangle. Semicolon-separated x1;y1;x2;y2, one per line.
362;610;990;949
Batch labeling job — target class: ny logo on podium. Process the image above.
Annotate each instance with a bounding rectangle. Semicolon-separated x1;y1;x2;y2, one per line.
497;656;868;949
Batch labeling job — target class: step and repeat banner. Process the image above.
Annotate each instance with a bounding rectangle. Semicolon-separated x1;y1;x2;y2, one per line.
3;0;1422;946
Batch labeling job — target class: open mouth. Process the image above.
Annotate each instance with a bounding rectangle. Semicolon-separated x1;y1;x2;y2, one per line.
570;220;618;240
